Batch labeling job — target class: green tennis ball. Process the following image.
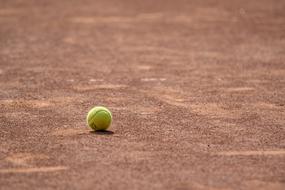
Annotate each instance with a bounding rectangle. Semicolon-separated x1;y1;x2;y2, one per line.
87;106;112;131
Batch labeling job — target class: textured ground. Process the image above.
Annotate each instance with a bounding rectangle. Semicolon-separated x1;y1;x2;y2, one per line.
0;0;285;189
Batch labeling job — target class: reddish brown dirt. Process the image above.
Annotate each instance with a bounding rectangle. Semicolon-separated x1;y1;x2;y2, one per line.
0;0;285;189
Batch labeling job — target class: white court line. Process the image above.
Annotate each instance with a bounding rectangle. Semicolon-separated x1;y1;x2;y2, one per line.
89;79;104;82
141;78;166;82
0;166;68;174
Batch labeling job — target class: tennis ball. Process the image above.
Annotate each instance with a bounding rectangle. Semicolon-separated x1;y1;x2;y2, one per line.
87;106;112;131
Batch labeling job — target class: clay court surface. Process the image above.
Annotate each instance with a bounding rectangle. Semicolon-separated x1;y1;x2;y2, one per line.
0;0;285;189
